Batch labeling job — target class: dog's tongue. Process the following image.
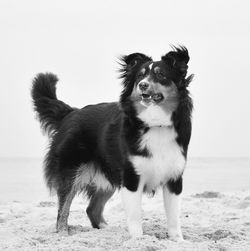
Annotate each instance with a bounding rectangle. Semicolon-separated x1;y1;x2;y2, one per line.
141;94;152;105
152;93;164;103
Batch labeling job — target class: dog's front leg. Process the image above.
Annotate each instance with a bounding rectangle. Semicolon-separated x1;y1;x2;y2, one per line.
163;178;183;241
121;184;143;237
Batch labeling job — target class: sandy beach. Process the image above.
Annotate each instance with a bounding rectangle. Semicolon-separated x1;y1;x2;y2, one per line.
0;158;250;250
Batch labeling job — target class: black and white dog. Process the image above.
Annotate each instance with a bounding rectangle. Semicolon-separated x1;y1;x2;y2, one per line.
31;46;193;241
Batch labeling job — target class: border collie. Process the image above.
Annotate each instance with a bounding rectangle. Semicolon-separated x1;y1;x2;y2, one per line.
31;46;193;241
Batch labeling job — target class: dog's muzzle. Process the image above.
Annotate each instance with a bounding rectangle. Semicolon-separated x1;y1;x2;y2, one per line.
140;92;164;103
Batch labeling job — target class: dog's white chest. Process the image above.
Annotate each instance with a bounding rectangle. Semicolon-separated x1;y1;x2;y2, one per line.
129;126;185;192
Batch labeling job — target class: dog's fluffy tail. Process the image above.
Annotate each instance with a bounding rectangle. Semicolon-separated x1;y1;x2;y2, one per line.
31;73;74;136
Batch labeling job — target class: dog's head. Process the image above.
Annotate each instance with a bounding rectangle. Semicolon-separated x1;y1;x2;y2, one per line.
119;46;193;127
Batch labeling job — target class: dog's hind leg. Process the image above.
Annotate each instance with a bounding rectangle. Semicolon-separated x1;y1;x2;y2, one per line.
56;186;76;233
86;187;115;229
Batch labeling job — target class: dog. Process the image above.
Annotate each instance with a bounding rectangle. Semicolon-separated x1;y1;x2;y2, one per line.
31;46;193;241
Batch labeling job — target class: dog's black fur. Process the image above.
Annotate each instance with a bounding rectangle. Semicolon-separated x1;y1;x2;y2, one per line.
31;46;193;233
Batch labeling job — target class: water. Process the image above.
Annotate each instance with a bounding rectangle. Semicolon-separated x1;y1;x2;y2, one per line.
0;158;48;203
183;157;250;194
0;158;249;203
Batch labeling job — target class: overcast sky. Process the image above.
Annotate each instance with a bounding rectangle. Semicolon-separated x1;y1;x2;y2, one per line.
0;0;249;158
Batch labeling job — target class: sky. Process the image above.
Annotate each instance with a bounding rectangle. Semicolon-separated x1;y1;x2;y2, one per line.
0;0;249;158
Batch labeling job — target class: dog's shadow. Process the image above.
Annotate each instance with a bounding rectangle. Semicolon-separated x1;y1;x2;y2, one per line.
68;225;92;235
65;221;169;239
66;217;169;238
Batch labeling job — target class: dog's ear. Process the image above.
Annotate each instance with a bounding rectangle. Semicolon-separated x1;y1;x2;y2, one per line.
162;46;190;80
119;53;152;79
123;53;152;69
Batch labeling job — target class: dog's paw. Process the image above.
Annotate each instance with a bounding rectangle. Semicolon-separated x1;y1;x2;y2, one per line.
128;223;143;238
57;229;69;237
130;232;143;239
99;222;108;229
179;239;191;244
56;225;69;236
168;229;184;242
129;229;143;238
169;234;184;242
170;237;191;245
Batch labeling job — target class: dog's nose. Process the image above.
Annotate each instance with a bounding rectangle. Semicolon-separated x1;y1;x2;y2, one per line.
139;82;149;91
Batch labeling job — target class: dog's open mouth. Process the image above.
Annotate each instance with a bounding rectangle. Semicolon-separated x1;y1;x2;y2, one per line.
140;93;164;103
141;93;151;99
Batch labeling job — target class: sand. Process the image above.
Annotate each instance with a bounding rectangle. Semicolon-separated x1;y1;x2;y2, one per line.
0;158;250;250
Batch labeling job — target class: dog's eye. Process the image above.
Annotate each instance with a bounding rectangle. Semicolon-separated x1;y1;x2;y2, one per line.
157;72;165;79
137;72;144;79
137;68;146;79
